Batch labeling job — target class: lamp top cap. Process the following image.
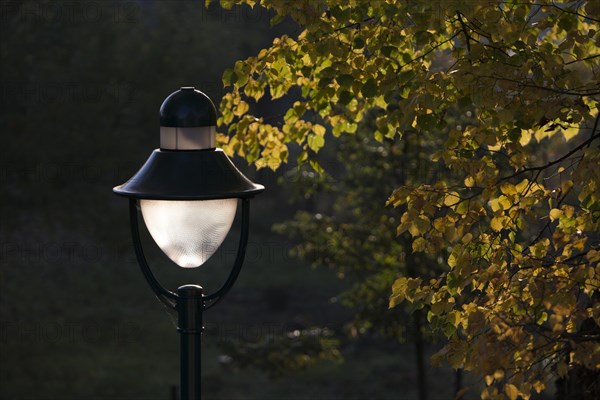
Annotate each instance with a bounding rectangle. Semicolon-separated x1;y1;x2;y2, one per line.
159;87;217;128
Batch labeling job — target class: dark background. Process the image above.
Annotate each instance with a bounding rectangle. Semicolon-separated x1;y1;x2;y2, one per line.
1;1;464;399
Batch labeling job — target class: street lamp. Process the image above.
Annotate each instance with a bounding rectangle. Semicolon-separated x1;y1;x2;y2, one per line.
113;87;264;400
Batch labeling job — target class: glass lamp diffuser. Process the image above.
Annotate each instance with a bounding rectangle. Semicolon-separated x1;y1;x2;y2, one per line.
140;199;237;268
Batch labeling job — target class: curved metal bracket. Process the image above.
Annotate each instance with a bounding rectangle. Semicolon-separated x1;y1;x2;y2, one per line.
129;198;178;310
128;198;251;311
203;198;250;310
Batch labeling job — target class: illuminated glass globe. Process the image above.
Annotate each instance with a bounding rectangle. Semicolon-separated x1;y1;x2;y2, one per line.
140;199;237;268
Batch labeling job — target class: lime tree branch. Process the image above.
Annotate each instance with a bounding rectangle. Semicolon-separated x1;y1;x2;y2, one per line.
564;54;600;65
399;31;460;69
478;74;600;96
499;129;600;182
333;16;376;32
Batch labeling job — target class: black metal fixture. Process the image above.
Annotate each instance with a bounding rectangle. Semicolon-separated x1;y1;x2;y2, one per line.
113;87;264;400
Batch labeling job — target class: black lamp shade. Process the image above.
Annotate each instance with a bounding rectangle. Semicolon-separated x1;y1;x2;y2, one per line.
113;149;264;200
114;87;264;200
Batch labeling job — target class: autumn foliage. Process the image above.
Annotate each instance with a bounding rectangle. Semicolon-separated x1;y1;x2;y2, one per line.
209;1;600;398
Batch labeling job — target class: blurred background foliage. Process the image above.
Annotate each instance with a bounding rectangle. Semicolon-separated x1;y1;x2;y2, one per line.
1;1;475;399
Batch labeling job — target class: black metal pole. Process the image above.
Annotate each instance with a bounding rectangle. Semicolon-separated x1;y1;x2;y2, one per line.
177;285;204;400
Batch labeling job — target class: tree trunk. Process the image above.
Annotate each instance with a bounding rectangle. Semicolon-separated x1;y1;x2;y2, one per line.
555;308;600;400
413;310;428;400
454;368;463;399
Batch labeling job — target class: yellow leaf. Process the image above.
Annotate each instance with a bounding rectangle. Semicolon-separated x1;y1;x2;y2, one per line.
433;217;445;232
561;126;579;141
561;180;573;194
444;191;460;206
550;208;563;221
498;195;512;210
563;205;575;218
389;277;408;308
489;198;501;212
504;383;518;400
515;179;530;193
313;124;326;136
448;253;457;268
536;312;548;325
464;176;475;187
485;375;494;386
500;182;516;196
408;223;420;237
482;387;498;400
491;216;504;231
520;130;532;146
233;100;249;117
461;232;473;244
448;310;461;327
412;237;428;252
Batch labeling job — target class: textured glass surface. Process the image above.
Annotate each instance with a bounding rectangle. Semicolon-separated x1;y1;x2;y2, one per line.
140;199;237;268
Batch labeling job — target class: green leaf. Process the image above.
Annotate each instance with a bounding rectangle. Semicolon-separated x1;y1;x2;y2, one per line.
338;90;353;105
310;159;324;174
297;150;308;164
353;36;365;49
414;30;434;46
244;80;264;101
447;273;460;295
307;134;325;152
361;78;378;97
222;68;235;87
336;74;354;88
381;45;398;58
417;114;437;131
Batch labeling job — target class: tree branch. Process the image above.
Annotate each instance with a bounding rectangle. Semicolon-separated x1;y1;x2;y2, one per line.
478;74;600;97
456;11;472;52
399;32;460;69
498;130;600;182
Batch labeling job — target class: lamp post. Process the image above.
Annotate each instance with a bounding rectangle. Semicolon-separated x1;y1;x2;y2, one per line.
113;87;264;400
